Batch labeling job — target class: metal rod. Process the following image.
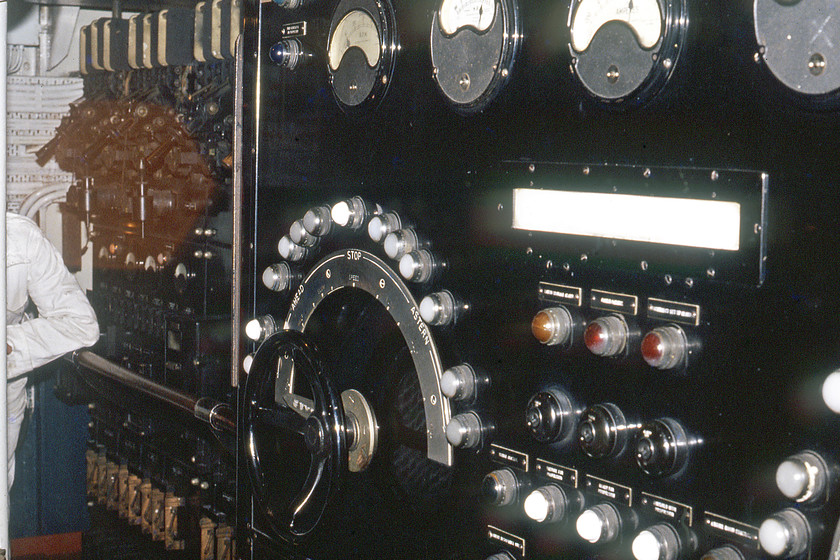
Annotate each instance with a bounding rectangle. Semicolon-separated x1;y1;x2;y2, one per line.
0;0;10;552
231;33;244;388
75;350;235;434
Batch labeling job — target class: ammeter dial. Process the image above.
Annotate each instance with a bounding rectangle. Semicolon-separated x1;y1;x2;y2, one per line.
327;0;397;112
754;0;840;99
431;0;521;112
567;0;687;104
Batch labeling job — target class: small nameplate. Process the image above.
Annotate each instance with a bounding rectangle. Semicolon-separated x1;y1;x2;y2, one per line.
538;282;582;307
489;444;529;471
487;525;525;557
647;298;700;326
591;289;638;315
640;493;693;526
583;474;632;506
703;512;760;549
535;459;578;488
281;21;307;38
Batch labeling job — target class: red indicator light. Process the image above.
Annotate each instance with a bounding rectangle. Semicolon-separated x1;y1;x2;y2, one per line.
584;321;607;354
641;332;665;366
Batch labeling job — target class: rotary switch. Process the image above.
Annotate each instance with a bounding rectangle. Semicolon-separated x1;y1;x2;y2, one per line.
532;306;577;347
482;468;520;507
525;387;579;444
576;502;629;544
579;403;640;458
758;508;811;558
584;315;630;357
635;418;693;477
632;523;695;560
524;484;583;524
641;325;688;370
775;450;829;503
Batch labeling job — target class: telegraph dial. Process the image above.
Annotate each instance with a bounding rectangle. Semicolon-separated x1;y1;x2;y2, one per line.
567;0;688;104
243;197;462;541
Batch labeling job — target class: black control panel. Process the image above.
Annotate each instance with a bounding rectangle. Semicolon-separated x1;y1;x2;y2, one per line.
240;0;840;560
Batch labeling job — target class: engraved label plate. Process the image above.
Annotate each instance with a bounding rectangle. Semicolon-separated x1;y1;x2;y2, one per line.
538;282;583;307
647;298;701;326
640;493;693;525
487;525;526;557
490;444;529;471
704;512;761;549
583;474;632;506
281;21;307;38
535;459;578;488
591;289;638;315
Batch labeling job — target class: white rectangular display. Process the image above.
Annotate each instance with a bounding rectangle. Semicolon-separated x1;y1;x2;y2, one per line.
512;188;742;251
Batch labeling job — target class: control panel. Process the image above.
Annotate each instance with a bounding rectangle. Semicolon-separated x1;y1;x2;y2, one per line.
240;0;840;559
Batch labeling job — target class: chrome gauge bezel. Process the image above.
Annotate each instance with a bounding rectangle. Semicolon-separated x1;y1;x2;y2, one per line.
326;0;398;113
430;0;522;113
567;0;688;105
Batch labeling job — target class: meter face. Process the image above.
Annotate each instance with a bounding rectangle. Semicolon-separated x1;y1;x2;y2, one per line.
327;0;397;111
430;0;521;112
567;0;686;104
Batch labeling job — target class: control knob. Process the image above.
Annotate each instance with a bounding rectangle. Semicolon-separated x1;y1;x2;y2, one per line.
578;403;640;458
523;484;583;524
758;508;811;558
331;197;374;230
399;250;437;283
632;523;696;560
384;228;419;260
585;315;631;357
775;450;829;503
576;502;633;544
525;387;579;444
482;468;520;507
278;236;309;262
532;306;578;347
289;219;320;248
635;418;695;477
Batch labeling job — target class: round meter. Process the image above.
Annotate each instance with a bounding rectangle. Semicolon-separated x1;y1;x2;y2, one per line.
430;0;521;112
327;0;397;112
567;0;688;104
754;0;840;100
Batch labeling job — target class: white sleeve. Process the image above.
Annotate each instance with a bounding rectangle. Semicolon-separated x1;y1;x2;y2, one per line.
6;220;100;378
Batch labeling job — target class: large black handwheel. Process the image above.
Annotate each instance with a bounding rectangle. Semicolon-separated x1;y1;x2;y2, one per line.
242;330;346;540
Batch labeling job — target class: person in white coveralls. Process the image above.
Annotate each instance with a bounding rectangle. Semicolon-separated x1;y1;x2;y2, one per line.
5;212;99;486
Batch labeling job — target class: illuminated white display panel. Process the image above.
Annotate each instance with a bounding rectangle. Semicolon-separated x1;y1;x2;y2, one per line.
512;188;742;251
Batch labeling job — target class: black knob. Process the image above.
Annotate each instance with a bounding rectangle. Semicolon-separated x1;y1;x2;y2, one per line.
525;387;579;444
578;403;639;458
635;418;696;477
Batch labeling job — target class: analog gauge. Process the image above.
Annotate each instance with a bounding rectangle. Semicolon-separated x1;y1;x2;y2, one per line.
567;0;688;104
754;0;840;99
327;0;397;112
431;0;521;112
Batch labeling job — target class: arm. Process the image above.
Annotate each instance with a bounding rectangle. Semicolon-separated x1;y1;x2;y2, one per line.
6;217;100;378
